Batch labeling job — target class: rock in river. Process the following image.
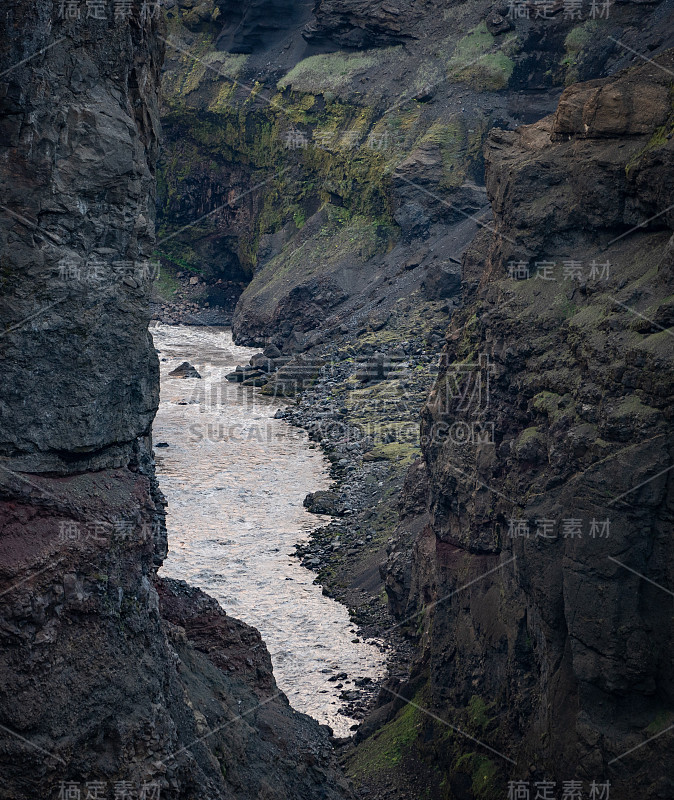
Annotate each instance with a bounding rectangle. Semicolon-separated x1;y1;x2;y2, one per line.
169;361;202;378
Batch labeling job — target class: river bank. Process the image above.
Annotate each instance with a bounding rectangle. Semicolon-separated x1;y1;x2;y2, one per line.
152;309;449;746
151;323;390;737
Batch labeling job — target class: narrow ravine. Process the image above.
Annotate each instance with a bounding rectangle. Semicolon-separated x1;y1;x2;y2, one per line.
152;323;385;736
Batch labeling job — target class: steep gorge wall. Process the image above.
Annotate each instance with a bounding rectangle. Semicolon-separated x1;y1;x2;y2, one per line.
0;4;351;799
376;53;674;799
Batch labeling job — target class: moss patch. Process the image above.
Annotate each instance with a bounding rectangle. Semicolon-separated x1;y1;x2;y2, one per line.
367;440;419;464
467;695;494;733
447;22;516;91
454;753;499;800
560;21;599;85
278;51;381;94
646;709;674;736
348;686;427;781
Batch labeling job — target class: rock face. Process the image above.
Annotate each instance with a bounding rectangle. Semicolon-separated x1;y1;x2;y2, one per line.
379;53;674;798
304;0;421;48
216;0;309;53
0;2;162;475
0;6;352;800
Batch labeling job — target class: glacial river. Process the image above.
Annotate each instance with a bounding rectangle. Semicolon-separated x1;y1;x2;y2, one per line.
152;324;384;736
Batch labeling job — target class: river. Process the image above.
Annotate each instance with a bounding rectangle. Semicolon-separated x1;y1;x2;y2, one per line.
151;323;385;736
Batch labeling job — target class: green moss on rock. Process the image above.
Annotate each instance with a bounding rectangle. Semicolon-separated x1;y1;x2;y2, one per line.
447;23;516;91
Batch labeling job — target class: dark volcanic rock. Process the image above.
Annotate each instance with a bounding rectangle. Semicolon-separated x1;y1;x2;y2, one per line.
158;579;353;799
421;260;462;300
304;0;421;47
216;0;306;53
250;353;276;372
485;10;512;35
381;52;674;799
169;361;202;378
304;490;341;516
0;6;162;475
0;8;353;800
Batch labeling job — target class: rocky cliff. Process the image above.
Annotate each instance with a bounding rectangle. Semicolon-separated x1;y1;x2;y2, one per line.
375;51;674;799
0;4;352;799
156;0;674;353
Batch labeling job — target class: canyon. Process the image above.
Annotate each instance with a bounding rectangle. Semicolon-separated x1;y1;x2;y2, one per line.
1;0;673;799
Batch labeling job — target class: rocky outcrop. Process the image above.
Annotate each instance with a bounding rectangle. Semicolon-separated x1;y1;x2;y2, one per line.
169;361;202;378
303;0;422;48
378;51;674;799
0;5;352;799
158;579;353;800
0;2;162;475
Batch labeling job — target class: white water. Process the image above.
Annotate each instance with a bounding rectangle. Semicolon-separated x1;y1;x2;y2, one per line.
152;324;385;736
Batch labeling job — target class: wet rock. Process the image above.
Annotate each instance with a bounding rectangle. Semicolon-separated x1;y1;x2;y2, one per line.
304;490;342;516
169;361;202;379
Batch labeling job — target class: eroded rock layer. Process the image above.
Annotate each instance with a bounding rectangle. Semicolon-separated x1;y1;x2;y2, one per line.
0;5;352;799
378;52;674;799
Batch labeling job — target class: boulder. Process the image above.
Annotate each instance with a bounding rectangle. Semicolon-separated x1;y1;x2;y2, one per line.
250;353;277;372
421;261;462;300
263;343;282;359
485;11;512;35
169;361;202;378
303;490;342;516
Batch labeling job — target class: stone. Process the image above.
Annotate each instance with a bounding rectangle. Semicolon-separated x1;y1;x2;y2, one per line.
485;11;512;35
169;361;202;378
263;343;282;359
250;354;277;372
421;261;462;300
414;84;435;102
303;490;342;516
